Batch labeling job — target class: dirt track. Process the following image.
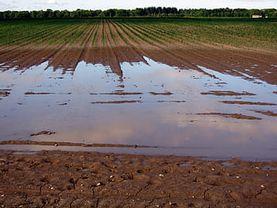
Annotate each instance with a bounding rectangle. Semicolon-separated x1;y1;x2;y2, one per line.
0;20;276;84
0;150;277;207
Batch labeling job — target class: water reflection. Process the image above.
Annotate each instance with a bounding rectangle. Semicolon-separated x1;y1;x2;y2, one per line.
0;57;276;160
0;47;276;85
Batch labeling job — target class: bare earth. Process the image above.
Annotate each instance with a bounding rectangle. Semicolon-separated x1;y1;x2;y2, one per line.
0;150;277;208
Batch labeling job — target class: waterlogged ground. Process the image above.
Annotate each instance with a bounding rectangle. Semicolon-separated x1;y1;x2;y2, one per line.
0;56;276;160
1;19;277;207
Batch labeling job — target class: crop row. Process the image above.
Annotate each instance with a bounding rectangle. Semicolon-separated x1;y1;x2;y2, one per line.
0;19;276;51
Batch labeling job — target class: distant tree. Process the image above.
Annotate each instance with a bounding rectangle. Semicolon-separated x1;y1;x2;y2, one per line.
0;7;276;20
115;9;130;17
103;9;116;18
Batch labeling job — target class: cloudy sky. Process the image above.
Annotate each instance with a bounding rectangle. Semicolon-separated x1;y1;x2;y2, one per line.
0;0;276;11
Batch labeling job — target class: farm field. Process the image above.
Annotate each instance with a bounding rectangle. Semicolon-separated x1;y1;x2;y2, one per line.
0;18;277;157
0;19;277;82
0;18;277;207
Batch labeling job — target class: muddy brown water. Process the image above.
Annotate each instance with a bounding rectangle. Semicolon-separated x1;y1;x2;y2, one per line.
0;55;276;160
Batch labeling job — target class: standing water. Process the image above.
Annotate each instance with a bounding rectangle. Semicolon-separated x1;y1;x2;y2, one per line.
0;57;276;160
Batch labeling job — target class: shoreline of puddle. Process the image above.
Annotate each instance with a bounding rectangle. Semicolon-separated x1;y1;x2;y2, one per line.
1;57;276;161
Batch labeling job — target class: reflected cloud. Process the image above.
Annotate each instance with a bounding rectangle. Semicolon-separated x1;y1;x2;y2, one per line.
0;54;276;160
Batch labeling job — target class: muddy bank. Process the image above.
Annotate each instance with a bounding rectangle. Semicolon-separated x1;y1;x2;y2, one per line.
91;100;142;104
0;150;276;207
149;91;173;96
197;113;262;120
99;91;143;96
25;92;72;95
200;91;256;96
0;89;11;97
253;110;277;117
0;140;154;148
221;101;276;106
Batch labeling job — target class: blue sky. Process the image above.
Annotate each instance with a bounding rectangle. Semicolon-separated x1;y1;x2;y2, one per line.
1;0;276;11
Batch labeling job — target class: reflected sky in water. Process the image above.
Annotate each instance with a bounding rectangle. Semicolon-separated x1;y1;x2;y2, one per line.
0;57;276;160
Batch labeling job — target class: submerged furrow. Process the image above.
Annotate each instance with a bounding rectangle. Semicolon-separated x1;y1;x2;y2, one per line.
0;19;276;84
0;23;65;50
73;23;98;69
0;23;78;61
108;20;146;64
128;23;249;75
102;20;122;76
0;22;76;57
120;22;198;70
143;23;277;81
49;23;93;71
0;23;84;71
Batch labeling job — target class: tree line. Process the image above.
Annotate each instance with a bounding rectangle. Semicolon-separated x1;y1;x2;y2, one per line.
0;7;277;20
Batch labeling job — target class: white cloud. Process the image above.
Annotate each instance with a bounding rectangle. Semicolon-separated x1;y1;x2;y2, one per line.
0;0;276;11
47;0;58;4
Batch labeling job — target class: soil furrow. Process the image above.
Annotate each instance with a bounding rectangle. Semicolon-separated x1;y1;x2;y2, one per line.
0;23;78;65
1;23;84;71
103;20;122;76
108;20;146;64
0;23;72;57
120;22;198;70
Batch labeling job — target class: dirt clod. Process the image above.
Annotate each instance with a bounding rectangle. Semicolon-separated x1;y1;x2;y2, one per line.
0;151;276;207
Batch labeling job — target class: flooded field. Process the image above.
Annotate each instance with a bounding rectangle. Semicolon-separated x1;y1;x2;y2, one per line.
0;55;276;160
1;18;277;207
0;19;276;160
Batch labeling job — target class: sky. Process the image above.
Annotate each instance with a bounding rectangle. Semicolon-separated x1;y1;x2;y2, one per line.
0;0;276;11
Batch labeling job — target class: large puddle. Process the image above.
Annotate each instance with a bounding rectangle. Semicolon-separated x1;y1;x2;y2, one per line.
0;57;276;160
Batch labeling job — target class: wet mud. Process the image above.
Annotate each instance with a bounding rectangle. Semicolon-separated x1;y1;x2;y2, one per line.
0;150;277;207
220;101;276;106
197;113;262;120
0;141;153;148
0;89;11;97
252;110;277;117
149;92;173;96
25;92;72;95
99;91;143;96
30;131;56;137
91;100;142;104
200;91;256;96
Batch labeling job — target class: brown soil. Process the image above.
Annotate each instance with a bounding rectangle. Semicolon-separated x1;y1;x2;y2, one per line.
0;141;153;148
157;100;186;103
221;101;276;106
100;91;143;96
0;89;11;97
197;113;261;120
253;110;277;117
25;92;72;95
91;100;142;104
25;92;55;95
149;92;173;96
201;91;255;96
0;150;276;207
30;131;56;137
